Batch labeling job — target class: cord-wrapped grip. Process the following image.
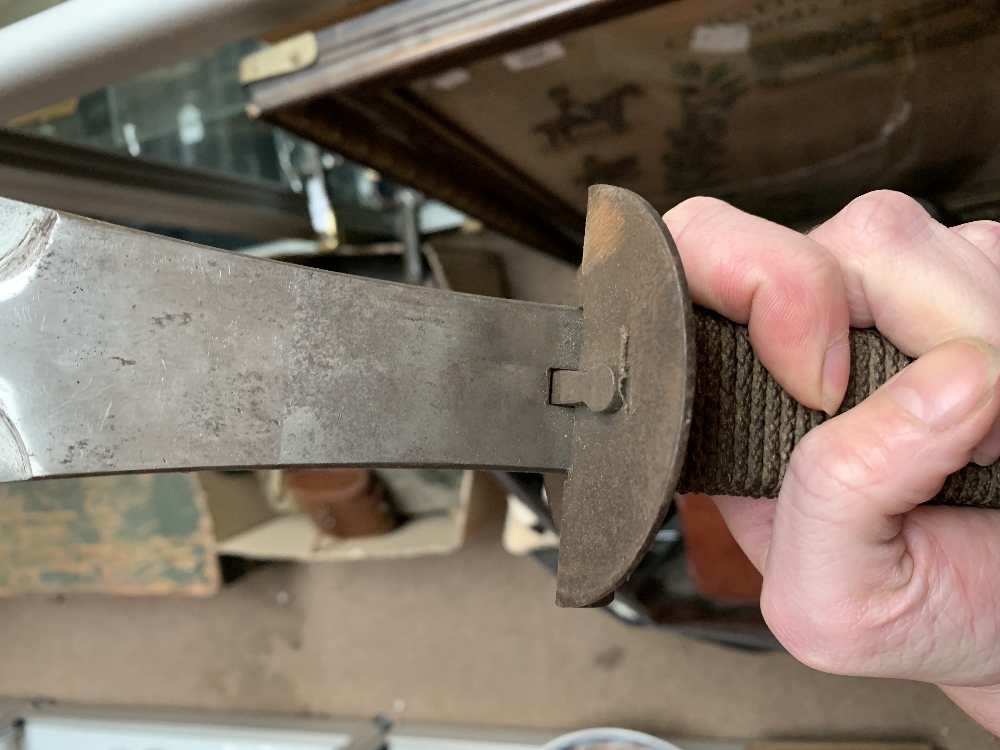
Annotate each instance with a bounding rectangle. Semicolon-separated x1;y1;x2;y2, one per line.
677;308;1000;508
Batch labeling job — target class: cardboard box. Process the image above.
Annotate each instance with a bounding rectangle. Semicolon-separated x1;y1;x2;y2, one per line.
0;473;218;595
200;469;506;563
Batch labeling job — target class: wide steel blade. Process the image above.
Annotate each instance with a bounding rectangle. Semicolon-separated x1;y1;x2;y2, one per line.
0;198;580;481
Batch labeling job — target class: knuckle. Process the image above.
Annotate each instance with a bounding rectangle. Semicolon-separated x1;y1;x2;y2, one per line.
965;219;1000;233
749;244;845;342
795;243;843;294
956;220;1000;256
663;196;734;238
836;189;933;252
669;195;732;217
790;424;891;500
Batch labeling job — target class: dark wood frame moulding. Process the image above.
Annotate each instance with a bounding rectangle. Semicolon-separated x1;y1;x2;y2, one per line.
246;0;680;263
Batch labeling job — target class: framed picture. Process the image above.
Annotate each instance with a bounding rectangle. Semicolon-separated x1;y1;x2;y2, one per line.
244;0;1000;260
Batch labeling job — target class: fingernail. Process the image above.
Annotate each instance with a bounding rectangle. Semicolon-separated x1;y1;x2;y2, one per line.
972;417;1000;466
821;332;850;415
885;339;1000;429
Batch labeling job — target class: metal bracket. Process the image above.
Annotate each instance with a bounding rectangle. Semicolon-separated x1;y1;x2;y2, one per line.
240;32;319;85
549;364;623;414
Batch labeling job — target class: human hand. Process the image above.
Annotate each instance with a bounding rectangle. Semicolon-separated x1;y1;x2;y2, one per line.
663;191;1000;734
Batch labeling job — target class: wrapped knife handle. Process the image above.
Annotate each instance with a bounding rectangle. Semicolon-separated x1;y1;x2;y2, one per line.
677;307;1000;508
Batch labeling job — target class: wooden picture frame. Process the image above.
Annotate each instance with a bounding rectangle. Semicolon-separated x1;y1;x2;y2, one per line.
244;0;1000;262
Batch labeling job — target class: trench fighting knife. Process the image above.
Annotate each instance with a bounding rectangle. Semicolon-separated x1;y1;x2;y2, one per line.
1;185;998;609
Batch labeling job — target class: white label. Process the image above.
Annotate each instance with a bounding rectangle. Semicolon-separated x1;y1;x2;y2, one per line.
430;67;471;91
177;103;205;145
502;40;566;72
122;122;141;157
690;22;751;53
305;173;334;236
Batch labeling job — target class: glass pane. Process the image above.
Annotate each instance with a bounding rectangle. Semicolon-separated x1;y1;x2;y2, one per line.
13;39;290;184
3;27;464;241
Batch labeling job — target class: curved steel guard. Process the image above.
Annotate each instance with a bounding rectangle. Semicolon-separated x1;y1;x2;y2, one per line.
555;185;695;608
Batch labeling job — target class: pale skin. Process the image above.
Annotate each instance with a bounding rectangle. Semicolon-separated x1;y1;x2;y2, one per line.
662;190;1000;736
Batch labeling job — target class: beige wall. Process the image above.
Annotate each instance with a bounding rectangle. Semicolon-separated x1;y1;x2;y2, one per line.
0;0;64;28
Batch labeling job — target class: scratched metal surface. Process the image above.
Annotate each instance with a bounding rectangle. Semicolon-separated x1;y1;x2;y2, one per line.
0;198;581;481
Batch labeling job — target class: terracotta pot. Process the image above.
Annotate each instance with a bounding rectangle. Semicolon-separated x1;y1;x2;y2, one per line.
283;469;396;539
676;493;762;604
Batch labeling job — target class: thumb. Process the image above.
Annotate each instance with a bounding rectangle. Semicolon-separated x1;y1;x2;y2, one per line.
760;338;1000;675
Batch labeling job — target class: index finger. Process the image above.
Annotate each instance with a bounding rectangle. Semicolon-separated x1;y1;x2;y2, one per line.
663;197;851;415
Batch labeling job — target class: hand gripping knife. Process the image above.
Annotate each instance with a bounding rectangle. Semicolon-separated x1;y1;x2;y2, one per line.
1;186;996;607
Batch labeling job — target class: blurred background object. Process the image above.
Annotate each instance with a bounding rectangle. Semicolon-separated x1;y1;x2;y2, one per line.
282;469;398;540
0;0;402;123
1;32;467;250
244;0;1000;262
0;701;939;750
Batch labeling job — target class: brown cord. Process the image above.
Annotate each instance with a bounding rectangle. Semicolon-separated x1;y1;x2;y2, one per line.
677;308;1000;508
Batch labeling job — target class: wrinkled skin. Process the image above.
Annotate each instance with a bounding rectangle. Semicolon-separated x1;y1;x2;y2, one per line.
663;191;1000;735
